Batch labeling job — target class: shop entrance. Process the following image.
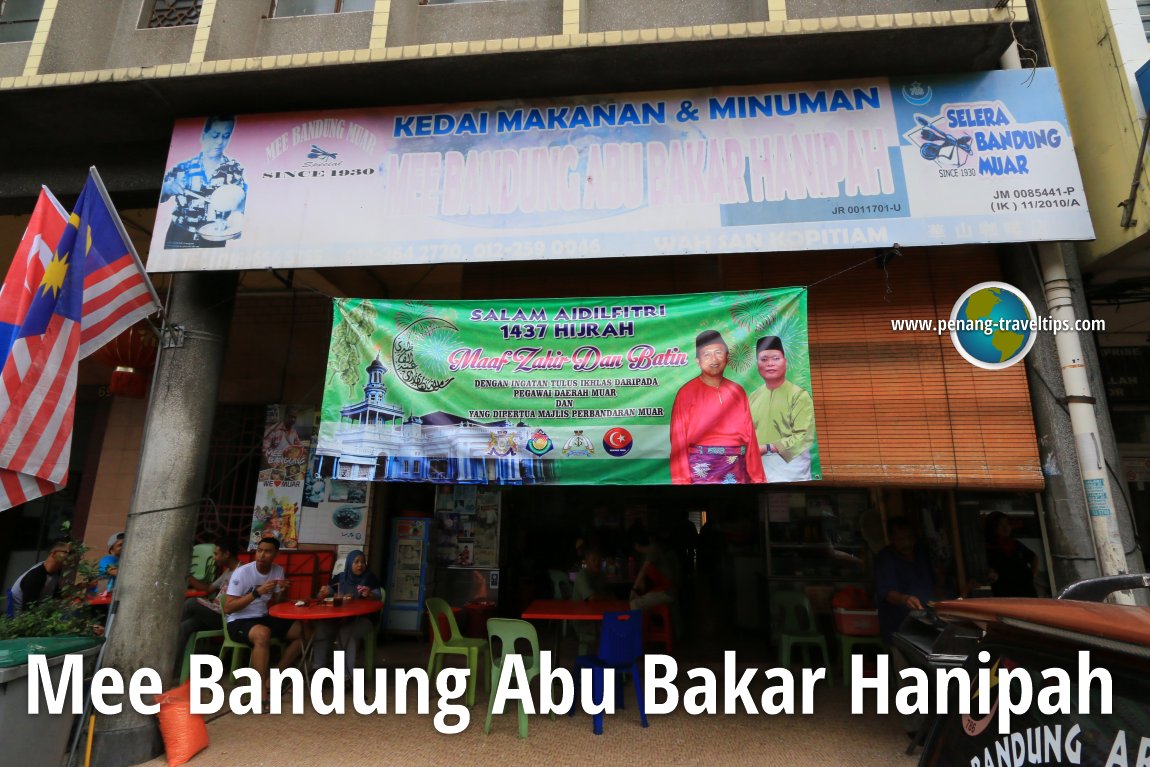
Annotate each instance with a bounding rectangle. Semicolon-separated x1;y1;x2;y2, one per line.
377;482;1041;672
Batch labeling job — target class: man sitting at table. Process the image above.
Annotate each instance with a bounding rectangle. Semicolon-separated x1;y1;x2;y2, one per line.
174;537;241;675
224;537;304;699
572;546;610;654
629;533;678;612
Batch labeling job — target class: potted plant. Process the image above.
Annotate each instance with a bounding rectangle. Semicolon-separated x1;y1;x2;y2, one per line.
0;526;106;767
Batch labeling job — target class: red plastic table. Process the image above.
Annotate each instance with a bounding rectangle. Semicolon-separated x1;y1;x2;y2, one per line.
521;599;631;621
269;598;384;679
87;589;205;607
522;599;632;660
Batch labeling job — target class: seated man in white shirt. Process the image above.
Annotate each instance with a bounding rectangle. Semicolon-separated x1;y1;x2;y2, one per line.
224;537;304;698
174;537;241;675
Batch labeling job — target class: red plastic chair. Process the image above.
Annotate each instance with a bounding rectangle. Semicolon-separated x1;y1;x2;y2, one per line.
642;604;673;653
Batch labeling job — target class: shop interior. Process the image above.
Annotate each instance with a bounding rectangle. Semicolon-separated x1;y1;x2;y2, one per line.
370;481;1052;665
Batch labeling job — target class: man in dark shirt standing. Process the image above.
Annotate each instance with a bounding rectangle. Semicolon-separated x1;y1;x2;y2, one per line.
874;518;935;645
8;539;74;616
873;517;936;742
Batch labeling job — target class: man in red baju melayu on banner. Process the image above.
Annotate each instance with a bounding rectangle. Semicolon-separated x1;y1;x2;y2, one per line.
669;330;765;485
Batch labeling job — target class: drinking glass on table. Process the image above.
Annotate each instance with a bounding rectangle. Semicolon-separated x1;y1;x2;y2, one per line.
338;581;357;604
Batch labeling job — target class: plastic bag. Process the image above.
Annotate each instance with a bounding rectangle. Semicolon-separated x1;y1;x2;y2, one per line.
154;681;209;767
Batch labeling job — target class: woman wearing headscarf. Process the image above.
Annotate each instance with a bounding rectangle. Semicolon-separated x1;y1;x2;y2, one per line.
312;550;383;675
983;512;1038;597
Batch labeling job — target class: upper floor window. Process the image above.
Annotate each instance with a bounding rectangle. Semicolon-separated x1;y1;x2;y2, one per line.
0;0;44;43
145;0;203;28
1141;0;1150;40
271;0;374;17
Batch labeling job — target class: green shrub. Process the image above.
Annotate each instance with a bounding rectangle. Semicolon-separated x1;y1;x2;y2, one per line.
0;525;103;639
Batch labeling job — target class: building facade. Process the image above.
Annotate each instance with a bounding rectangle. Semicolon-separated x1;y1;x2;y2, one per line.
1;2;1146;762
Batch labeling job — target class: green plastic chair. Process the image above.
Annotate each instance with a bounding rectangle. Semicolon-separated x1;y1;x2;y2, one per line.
217;594;282;684
547;569;574;640
426;597;488;707
484;618;549;738
180;601;225;685
189;543;217;583
771;590;830;671
838;633;886;686
343;588;384;686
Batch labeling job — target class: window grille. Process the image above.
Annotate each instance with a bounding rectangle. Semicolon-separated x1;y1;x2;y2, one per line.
271;0;374;18
146;0;203;28
196;405;265;545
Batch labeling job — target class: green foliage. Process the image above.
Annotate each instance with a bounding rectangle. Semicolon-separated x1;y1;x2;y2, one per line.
0;531;102;640
0;598;101;640
328;300;379;397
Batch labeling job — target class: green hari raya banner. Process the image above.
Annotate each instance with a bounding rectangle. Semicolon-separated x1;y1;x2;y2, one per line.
316;288;819;486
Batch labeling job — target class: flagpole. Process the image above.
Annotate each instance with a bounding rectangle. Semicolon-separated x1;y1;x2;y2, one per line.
42;185;68;219
87;166;165;316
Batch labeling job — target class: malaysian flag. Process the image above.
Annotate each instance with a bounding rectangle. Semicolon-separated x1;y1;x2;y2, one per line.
76;170;162;359
0;173;161;511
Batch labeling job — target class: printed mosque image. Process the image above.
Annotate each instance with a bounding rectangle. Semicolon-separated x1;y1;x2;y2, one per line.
315;355;554;485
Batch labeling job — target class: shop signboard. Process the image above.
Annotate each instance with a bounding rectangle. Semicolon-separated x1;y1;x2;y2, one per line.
315;287;818;485
147;68;1092;273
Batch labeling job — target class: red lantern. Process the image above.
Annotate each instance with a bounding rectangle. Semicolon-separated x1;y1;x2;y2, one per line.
92;322;158;398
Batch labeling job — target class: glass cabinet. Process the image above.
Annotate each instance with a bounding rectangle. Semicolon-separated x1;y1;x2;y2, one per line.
763;489;876;613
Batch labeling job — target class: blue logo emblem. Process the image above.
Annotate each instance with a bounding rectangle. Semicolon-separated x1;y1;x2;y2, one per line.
950;282;1037;370
307;145;339;160
902;81;933;106
904;114;973;168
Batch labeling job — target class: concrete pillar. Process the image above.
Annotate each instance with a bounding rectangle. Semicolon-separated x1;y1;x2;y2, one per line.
90;271;237;767
1003;245;1144;591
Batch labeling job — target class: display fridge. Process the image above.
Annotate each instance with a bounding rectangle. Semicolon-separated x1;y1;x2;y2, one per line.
383;517;430;634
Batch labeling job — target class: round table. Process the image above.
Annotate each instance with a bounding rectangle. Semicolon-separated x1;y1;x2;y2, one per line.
87;589;205;607
269;598;384;680
269;598;383;622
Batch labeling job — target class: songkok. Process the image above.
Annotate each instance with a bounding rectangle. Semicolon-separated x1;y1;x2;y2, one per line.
695;330;726;352
756;336;785;356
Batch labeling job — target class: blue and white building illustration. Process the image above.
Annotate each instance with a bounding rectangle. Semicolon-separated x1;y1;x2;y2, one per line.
315;356;549;484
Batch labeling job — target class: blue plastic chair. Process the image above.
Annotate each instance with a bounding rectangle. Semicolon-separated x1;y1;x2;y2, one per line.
573;610;648;735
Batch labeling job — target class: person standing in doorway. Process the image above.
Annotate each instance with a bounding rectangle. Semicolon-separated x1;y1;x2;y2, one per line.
982;512;1038;597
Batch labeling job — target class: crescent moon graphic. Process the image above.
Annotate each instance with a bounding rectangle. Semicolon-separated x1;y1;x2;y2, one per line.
609;431;627;447
392;317;458;393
